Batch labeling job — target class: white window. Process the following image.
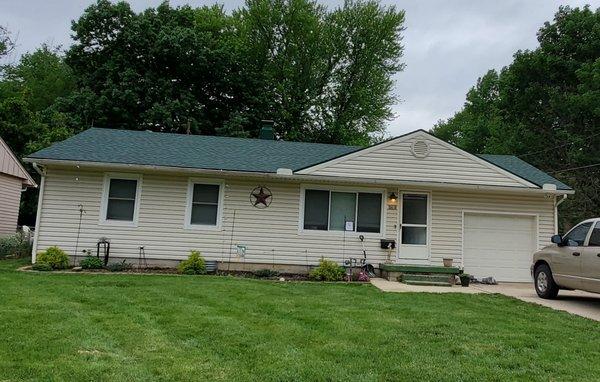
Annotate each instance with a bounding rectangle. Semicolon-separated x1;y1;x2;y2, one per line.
185;179;224;229
100;174;142;226
302;188;384;234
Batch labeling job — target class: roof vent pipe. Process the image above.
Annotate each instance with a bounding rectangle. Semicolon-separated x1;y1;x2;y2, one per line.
258;120;275;140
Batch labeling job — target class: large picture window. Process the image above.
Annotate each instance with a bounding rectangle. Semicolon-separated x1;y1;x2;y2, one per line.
185;180;223;228
302;188;383;233
101;174;142;225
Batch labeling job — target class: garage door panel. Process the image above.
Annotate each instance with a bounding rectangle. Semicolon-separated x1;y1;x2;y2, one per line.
463;213;536;282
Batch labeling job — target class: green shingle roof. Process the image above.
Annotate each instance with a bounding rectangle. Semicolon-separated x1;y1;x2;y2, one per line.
26;128;361;173
26;127;571;191
479;154;572;190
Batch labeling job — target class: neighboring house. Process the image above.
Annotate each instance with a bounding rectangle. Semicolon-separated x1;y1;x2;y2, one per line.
24;127;572;282
0;137;37;237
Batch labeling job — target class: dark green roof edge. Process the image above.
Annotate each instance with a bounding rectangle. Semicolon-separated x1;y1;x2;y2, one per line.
478;154;572;191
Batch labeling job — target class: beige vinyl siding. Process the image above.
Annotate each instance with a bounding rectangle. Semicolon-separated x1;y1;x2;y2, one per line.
428;190;555;264
35;168;397;265
35;167;555;267
303;136;527;188
0;173;22;237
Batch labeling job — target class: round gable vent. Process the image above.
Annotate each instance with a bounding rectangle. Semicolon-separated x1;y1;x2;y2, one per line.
411;140;430;158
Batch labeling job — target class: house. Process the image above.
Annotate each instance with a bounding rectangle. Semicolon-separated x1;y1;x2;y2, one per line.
24;126;572;282
0;137;37;237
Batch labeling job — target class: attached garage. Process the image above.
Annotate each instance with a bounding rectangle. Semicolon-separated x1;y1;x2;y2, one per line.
463;212;537;282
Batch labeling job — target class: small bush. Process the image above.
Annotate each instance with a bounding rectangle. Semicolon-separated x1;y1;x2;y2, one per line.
178;250;206;275
79;256;104;269
106;260;132;272
309;259;345;281
31;263;52;271
254;268;279;278
0;232;32;259
36;246;69;270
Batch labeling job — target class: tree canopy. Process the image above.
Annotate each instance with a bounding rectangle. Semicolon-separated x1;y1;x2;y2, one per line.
433;6;600;229
62;0;405;145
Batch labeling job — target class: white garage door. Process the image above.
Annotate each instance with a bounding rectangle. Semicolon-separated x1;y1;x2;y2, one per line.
463;213;536;282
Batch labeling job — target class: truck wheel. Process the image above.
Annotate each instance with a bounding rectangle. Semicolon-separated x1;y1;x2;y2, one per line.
534;264;559;299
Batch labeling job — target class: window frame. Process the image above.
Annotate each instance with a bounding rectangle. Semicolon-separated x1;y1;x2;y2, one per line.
563;221;594;247
184;178;225;230
298;184;386;237
399;192;430;247
100;173;143;227
588;222;600;247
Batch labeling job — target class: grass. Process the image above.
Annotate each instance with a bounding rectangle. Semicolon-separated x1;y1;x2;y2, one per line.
1;258;599;381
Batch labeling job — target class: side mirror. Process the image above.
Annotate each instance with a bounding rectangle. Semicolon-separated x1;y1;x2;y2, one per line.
551;234;563;245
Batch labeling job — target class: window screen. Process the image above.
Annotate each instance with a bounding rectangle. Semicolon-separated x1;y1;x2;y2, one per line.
303;190;329;230
588;222;600;247
356;193;382;233
564;222;592;247
329;192;356;231
106;179;138;221
190;184;220;225
402;194;427;224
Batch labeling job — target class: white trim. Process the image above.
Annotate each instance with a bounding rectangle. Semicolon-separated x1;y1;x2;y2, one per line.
99;173;143;227
460;210;541;268
298;184;386;238
31;174;46;262
296;130;539;189
397;190;432;262
22;158;574;195
183;178;225;231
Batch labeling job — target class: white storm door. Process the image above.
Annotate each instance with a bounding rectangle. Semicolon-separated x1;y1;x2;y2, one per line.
399;193;430;260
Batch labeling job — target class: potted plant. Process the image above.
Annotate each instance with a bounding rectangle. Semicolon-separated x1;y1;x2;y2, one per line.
459;273;470;287
443;258;453;267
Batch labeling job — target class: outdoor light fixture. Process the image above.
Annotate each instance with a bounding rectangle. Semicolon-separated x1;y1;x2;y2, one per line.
389;192;398;204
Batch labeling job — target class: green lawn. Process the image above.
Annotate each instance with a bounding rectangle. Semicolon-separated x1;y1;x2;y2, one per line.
1;258;599;381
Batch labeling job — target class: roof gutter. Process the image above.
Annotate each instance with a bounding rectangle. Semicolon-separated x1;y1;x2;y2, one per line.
23;157;575;195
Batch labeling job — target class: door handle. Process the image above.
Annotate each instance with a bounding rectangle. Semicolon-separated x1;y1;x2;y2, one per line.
572;252;581;257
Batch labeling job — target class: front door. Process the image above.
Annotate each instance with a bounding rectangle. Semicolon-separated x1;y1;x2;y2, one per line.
398;193;429;261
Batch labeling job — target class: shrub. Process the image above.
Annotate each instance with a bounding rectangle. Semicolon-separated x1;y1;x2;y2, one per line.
0;232;32;259
254;268;279;278
106;260;132;272
178;250;206;275
31;263;52;271
36;246;70;269
309;259;345;281
79;256;104;269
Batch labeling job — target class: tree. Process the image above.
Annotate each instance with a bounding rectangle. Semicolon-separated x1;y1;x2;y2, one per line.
0;25;14;58
0;45;76;225
433;6;600;229
64;0;405;145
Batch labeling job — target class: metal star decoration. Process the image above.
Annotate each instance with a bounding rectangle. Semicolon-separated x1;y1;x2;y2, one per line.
250;186;272;208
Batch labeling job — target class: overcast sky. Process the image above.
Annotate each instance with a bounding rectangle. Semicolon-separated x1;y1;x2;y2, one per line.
1;0;598;136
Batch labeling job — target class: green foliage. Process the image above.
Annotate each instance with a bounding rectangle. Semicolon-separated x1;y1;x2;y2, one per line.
36;246;70;270
31;263;52;271
309;258;345;281
178;250;206;275
0;233;32;259
433;6;600;229
253;268;280;278
0;25;13;58
106;260;133;272
79;256;104;269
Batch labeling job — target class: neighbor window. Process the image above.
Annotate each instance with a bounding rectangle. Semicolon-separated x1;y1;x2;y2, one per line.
302;189;382;233
102;175;141;224
186;181;222;228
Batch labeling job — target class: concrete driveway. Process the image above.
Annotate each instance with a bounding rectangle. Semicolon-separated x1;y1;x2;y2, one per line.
475;283;600;321
370;278;600;321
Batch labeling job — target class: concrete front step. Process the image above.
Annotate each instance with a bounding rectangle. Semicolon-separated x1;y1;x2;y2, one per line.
402;274;453;284
404;280;453;287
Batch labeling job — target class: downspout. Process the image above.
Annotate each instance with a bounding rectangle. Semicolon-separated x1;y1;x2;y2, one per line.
31;163;46;263
554;194;568;234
